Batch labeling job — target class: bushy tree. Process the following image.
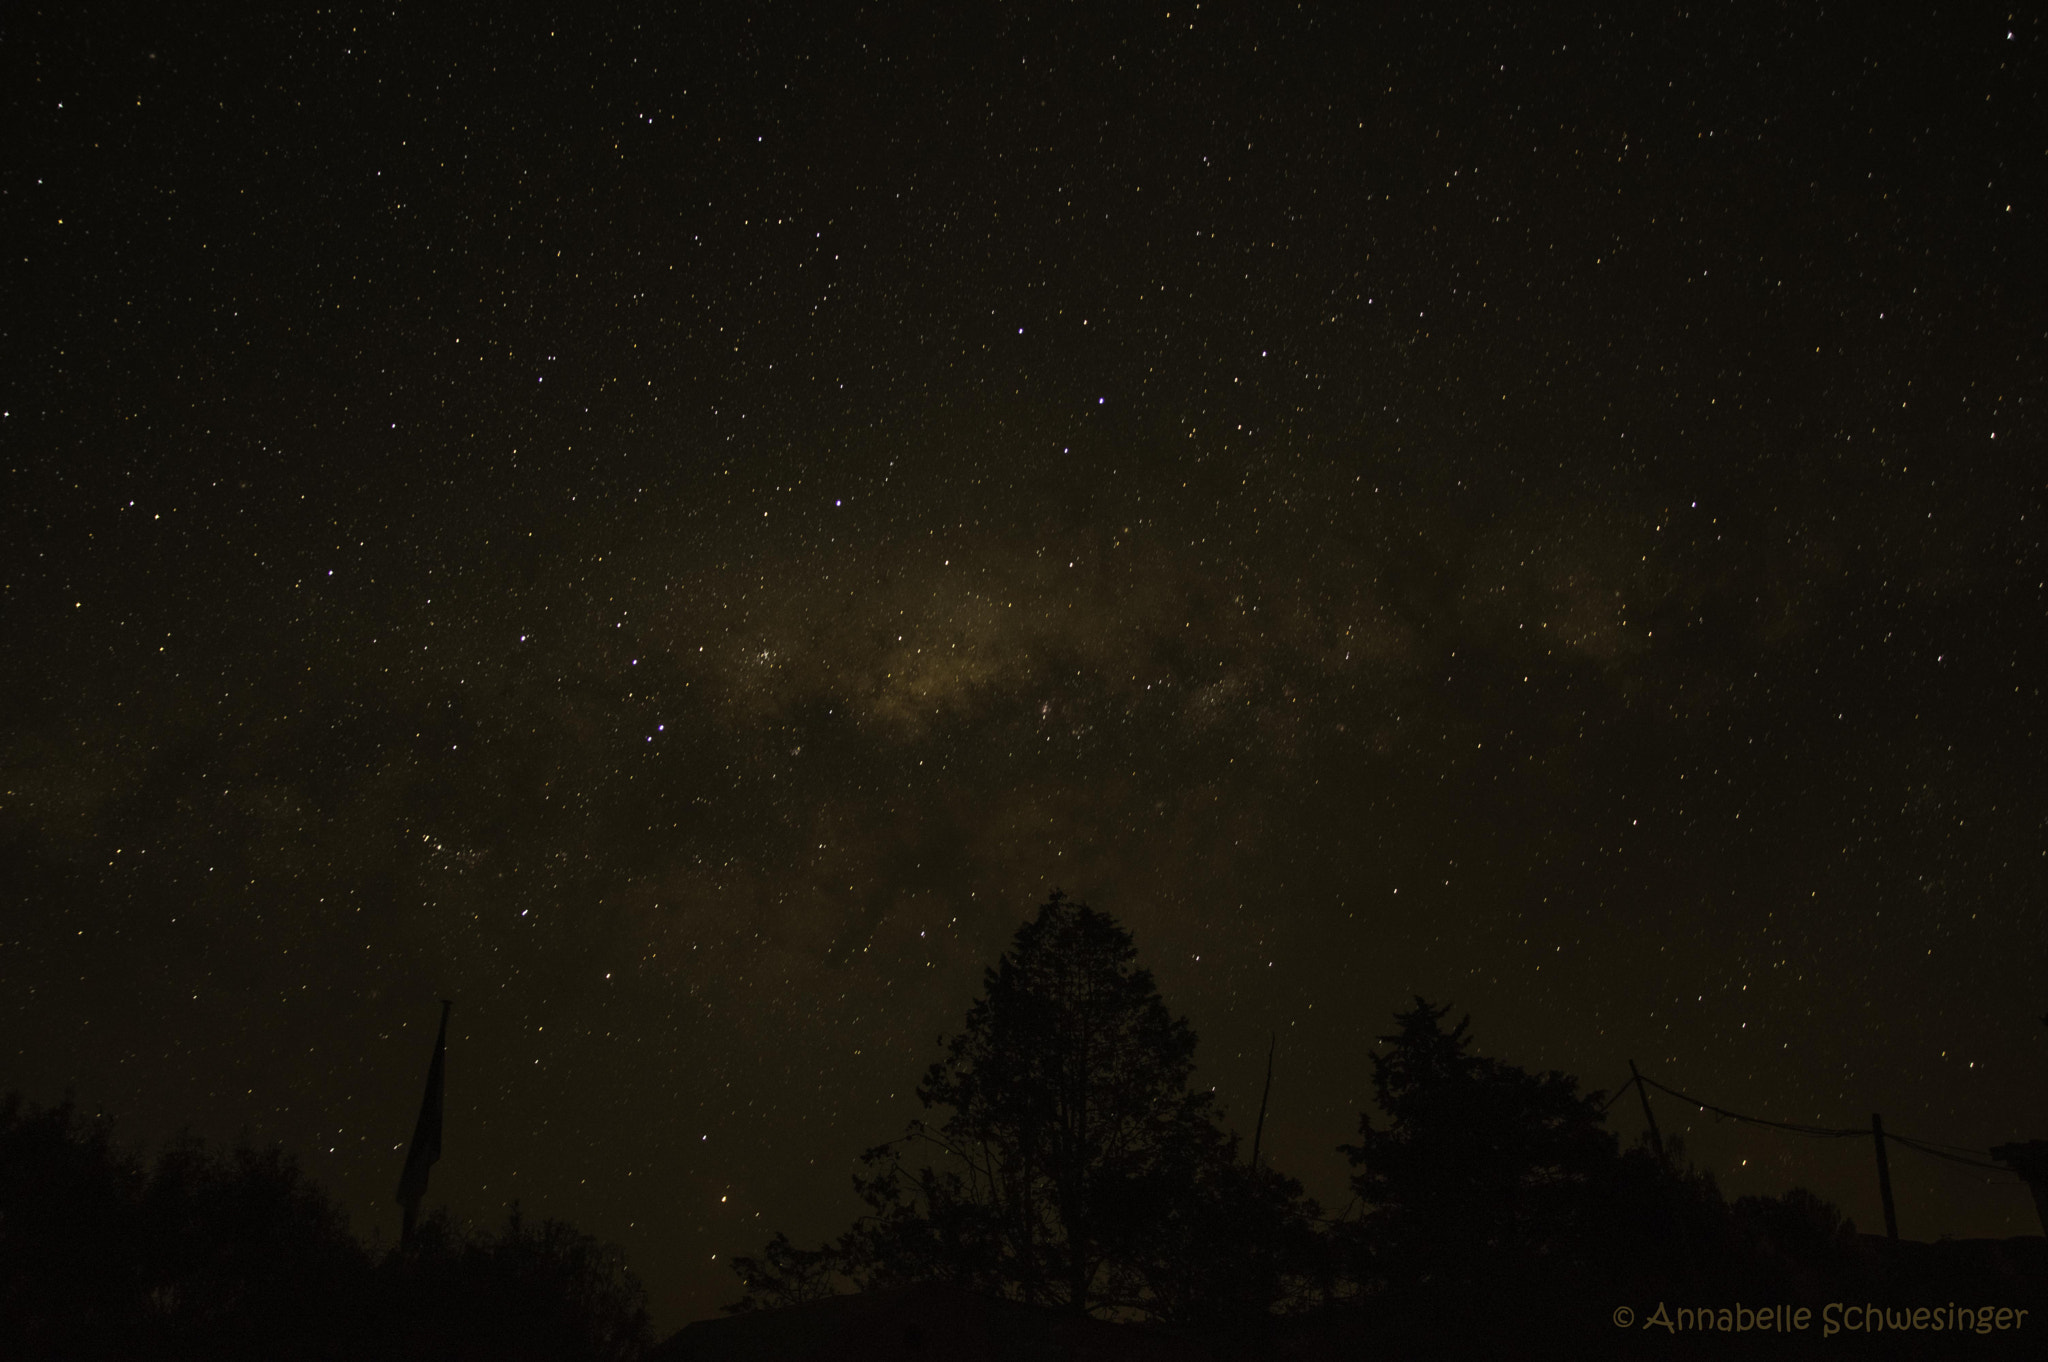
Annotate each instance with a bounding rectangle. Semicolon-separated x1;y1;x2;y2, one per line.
0;1093;372;1360
731;890;1319;1323
0;1091;648;1362
140;1132;370;1358
1127;1153;1328;1327
0;1092;154;1356
854;889;1236;1314
373;1205;650;1362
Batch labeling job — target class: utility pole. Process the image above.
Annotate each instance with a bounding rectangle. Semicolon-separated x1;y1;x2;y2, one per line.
1250;1034;1276;1173
1871;1112;1899;1240
1628;1059;1665;1164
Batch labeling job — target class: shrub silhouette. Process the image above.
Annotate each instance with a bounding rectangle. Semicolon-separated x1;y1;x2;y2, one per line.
0;1092;155;1356
0;1091;648;1361
372;1204;649;1362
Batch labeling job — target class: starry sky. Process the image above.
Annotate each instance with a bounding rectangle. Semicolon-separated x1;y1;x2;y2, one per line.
4;0;2043;1333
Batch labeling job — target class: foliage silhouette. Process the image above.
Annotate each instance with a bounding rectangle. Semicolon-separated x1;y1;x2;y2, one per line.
0;1091;155;1357
1339;997;1619;1303
721;1229;842;1313
0;1091;649;1361
728;889;1319;1324
1323;999;1956;1350
138;1131;369;1358
373;1203;650;1362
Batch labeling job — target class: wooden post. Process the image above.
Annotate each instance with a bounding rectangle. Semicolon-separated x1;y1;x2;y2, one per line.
1250;1034;1275;1172
1628;1059;1665;1163
1871;1113;1899;1240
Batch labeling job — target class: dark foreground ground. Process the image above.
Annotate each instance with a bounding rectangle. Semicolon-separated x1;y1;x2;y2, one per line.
653;1238;2048;1362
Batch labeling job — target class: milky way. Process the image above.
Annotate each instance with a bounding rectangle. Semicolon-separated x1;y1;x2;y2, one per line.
5;4;2041;1330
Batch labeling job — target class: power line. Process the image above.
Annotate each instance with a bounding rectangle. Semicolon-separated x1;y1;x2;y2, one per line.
1622;1069;2020;1180
1885;1130;2011;1159
1885;1133;2014;1177
1634;1074;1865;1140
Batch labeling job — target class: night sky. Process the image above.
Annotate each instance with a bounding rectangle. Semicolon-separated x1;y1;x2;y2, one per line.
5;1;2043;1334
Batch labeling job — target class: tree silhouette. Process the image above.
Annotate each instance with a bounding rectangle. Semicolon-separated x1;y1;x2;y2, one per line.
1125;1153;1328;1328
139;1131;368;1357
722;1231;841;1314
731;890;1317;1323
1340;998;1617;1301
0;1091;154;1356
0;1093;370;1359
1328;1002;1909;1349
0;1091;648;1362
373;1204;650;1362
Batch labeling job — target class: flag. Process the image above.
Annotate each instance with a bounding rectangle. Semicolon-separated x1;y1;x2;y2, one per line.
396;1000;452;1219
